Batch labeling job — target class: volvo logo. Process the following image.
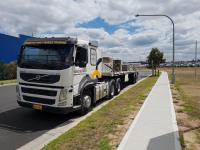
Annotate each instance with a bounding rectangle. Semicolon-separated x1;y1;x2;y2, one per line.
35;75;41;80
27;74;49;82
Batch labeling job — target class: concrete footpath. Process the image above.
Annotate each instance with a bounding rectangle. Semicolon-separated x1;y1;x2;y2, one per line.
118;72;182;150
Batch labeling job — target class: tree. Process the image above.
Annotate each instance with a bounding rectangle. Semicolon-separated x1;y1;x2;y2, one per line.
0;61;17;80
147;48;165;76
4;61;17;79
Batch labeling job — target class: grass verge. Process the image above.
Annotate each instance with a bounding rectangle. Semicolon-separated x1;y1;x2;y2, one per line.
0;79;16;85
162;68;200;150
43;76;158;150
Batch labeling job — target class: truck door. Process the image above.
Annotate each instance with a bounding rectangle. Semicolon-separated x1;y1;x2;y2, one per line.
73;46;88;96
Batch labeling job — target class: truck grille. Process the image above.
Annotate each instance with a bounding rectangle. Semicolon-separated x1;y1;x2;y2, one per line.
21;87;57;96
23;95;55;105
20;73;60;84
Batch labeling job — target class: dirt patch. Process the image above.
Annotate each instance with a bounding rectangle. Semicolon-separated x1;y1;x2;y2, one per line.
171;84;200;150
109;103;143;148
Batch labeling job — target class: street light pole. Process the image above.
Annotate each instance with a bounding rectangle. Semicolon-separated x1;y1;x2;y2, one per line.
135;14;175;84
195;40;198;80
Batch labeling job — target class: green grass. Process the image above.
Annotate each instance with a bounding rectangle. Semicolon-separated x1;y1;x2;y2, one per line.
163;68;200;119
42;76;158;150
98;138;112;150
179;131;185;148
176;81;200;120
0;79;16;85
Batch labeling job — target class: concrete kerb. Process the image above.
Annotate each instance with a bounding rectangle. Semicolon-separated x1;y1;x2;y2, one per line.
18;75;151;150
117;74;159;150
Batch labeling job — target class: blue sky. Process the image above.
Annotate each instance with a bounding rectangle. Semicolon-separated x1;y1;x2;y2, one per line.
78;17;139;34
0;0;200;61
78;17;118;34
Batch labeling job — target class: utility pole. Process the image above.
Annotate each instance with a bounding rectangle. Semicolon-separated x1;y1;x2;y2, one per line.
195;40;198;80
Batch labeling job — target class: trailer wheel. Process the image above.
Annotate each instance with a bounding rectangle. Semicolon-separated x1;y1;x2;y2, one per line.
115;78;121;95
107;80;115;99
79;91;92;115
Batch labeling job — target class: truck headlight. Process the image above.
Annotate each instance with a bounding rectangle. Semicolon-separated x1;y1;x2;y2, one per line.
59;89;67;102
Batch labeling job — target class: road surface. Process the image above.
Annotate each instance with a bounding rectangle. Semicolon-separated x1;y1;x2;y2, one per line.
0;71;151;150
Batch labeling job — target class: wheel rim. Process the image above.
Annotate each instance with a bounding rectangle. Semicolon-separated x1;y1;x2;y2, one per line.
111;85;115;96
83;95;91;108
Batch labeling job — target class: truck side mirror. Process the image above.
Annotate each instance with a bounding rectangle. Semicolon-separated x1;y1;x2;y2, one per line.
17;46;25;65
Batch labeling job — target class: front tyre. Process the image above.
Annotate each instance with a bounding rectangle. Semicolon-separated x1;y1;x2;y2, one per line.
79;91;92;115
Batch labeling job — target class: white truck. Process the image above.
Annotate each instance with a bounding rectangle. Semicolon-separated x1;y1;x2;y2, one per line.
16;37;138;114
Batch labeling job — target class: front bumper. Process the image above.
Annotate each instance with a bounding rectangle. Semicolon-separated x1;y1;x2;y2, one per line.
17;100;78;114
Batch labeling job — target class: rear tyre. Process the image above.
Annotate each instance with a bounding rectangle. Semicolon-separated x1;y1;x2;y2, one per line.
79;90;92;115
107;79;115;99
115;78;121;95
135;73;138;83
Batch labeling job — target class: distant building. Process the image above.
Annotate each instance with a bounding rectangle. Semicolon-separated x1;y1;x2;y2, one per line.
0;33;31;63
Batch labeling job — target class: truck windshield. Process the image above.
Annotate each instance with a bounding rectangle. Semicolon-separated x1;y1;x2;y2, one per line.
18;44;74;70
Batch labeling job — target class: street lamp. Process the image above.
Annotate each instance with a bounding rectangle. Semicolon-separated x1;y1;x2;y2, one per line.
135;14;175;84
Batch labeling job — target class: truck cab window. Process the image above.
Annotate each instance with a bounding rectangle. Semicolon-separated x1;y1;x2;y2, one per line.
75;47;88;67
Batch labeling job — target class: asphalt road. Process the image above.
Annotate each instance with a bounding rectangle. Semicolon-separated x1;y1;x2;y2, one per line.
0;71;151;150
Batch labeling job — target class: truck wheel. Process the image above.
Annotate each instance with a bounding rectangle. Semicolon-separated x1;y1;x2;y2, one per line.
115;78;121;95
107;80;115;99
134;74;137;83
79;91;92;115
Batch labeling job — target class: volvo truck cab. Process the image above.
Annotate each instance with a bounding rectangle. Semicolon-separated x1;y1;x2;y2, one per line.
16;37;138;114
17;37;102;113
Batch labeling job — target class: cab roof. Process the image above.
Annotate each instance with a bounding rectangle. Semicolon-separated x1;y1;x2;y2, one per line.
24;37;98;47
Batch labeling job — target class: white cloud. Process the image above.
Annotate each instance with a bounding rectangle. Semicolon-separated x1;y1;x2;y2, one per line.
0;0;200;61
